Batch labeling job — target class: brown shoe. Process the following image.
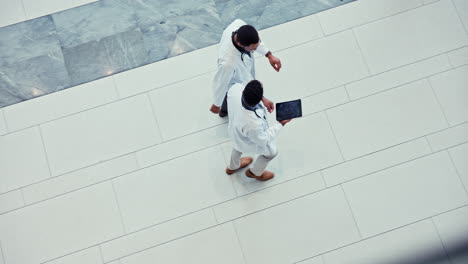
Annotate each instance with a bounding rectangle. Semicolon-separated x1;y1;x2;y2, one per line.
245;169;274;181
225;157;253;175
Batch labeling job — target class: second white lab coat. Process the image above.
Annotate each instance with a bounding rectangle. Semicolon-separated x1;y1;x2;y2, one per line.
212;19;270;107
227;83;282;155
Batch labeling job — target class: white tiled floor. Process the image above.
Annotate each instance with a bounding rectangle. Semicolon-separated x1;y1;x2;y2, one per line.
1;1;468;264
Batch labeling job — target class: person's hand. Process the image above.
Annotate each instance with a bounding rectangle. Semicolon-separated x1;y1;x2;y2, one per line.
261;97;274;113
279;119;291;126
267;54;282;72
210;104;221;114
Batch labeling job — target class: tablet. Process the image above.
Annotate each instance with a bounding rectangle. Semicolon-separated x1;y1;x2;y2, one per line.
275;99;302;121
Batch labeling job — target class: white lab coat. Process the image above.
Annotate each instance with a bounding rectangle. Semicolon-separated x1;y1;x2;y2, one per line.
212;19;270;107
227;83;282;155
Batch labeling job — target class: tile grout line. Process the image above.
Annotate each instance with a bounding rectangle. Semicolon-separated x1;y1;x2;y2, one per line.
324;111;346;162
426;77;452;128
211;208;219;224
111;76;121;99
451;0;468;36
343;85;352;101
351;28;372;76
218;144;239;197
99;245;106;264
319;170;328;188
37;125;54;178
232;221;249;264
446;150;468;197
340;184;364;239
430;218;454;264
320;254;326;264
315;14;326;37
110;180;128;235
0;109;9;134
293;204;468;264
0;240;5;264
19;0;28;19
145;93;165;142
425;136;434;153
19;188;26;207
444;52;455;69
3;121;468;217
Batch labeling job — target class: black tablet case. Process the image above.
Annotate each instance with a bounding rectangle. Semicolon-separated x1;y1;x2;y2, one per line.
275;99;302;121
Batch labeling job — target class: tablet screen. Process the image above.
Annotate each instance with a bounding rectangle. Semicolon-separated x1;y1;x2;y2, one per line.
275;99;302;121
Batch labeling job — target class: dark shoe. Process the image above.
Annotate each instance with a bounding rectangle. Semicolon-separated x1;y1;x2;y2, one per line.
245;169;274;181
219;111;228;117
226;157;253;175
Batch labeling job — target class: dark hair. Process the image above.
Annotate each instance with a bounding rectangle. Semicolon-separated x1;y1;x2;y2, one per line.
237;25;260;46
243;80;263;106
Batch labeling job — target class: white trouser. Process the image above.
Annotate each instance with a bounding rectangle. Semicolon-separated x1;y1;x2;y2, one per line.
228;144;278;176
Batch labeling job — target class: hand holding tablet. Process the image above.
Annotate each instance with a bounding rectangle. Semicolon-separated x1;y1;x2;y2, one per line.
275;99;302;121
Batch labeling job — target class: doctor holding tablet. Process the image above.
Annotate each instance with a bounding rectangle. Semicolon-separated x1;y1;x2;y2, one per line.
224;80;294;181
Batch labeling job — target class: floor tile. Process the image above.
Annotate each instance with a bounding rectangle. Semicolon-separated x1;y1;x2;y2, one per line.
46;246;102;264
322;137;431;186
3;76;118;132
346;54;451;100
120;223;244;264
301;87;349;116
255;0;355;30
448;45;468;67
322;220;449;264
112;146;236;233
354;0;468;74
453;0;468;32
101;209;216;263
148;73;226;141
256;30;369;103
343;151;468;238
222;112;343;196
429;65;468;126
52;0;137;49
0;190;24;214
0;127;50;194
40;95;161;176
63;29;149;87
22;153;138;205
432;206;468;264
318;0;423;35
213;171;325;223
0;0;27;28
0;16;60;67
0;51;71;108
136;123;230;168
22;0;80;20
327;79;448;160
113;44;217;98
448;143;468;194
427;122;468;152
0;182;124;264
258;14;323;53
234;186;360;264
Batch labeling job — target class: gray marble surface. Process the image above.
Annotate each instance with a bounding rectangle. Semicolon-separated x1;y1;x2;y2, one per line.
0;0;355;108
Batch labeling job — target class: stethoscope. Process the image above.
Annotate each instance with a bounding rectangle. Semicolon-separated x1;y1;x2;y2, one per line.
241;97;266;119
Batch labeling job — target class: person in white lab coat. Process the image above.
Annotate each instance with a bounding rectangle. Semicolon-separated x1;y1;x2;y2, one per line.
210;19;282;117
225;80;290;181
